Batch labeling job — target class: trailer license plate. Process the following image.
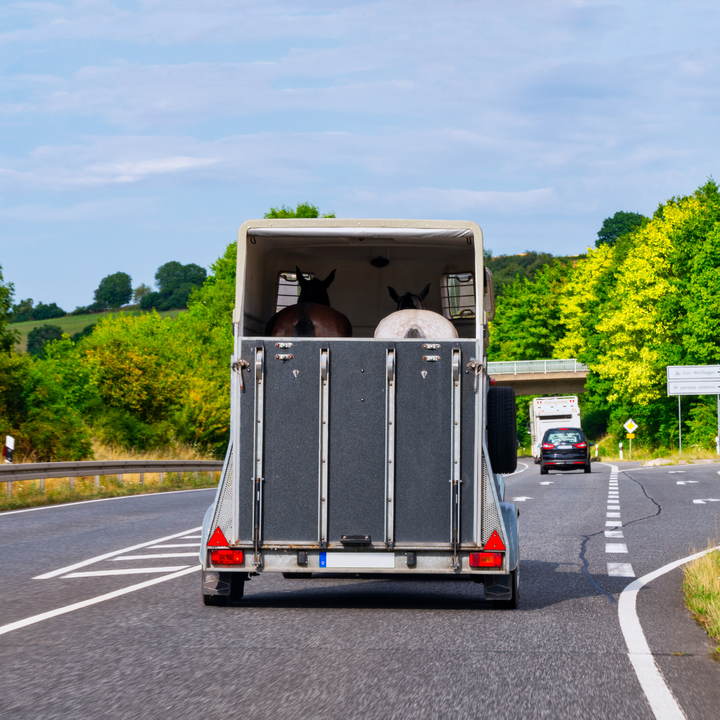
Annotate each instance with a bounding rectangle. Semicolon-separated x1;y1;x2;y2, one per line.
319;553;395;569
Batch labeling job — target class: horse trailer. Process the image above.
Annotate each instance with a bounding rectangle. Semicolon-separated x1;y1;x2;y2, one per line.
200;219;520;608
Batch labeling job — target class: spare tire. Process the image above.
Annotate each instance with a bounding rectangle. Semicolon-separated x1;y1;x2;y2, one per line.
487;385;518;474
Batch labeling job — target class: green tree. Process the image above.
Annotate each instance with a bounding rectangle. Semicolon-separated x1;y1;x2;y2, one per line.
0;265;19;352
595;211;646;248
155;262;207;292
132;283;152;303
264;202;336;219
26;324;63;358
94;272;132;309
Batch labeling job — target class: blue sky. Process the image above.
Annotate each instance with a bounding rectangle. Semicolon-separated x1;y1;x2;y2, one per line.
1;0;719;310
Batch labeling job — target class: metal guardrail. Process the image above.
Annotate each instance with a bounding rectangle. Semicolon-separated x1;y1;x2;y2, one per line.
0;459;223;484
487;359;589;375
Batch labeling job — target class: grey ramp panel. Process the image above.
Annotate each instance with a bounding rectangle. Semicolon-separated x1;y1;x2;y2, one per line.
459;343;477;544
394;342;453;543
236;341;260;543
326;342;388;542
262;341;321;542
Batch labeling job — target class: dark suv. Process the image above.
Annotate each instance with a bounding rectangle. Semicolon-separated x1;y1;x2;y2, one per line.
540;427;591;474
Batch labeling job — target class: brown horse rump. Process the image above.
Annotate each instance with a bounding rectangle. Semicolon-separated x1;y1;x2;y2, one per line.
266;302;352;337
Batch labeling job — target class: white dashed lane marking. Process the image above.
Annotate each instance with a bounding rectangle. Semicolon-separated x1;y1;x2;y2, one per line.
110;553;198;560
602;465;635;577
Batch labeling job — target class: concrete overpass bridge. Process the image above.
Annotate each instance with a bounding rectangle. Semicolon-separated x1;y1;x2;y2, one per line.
487;359;589;396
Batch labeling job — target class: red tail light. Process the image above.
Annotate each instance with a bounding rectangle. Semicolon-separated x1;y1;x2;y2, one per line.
541;442;555;449
207;527;229;547
574;442;588;449
210;550;244;565
483;530;506;551
469;552;503;568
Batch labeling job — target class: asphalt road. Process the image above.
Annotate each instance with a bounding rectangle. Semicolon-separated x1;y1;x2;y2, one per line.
1;461;719;720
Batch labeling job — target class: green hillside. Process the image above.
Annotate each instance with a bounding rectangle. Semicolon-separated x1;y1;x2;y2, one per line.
12;308;185;352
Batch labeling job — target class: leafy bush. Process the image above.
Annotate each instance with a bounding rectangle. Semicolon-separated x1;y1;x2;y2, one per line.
26;324;63;357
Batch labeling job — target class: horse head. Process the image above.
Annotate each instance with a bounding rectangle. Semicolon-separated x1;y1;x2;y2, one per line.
388;284;430;310
296;266;336;306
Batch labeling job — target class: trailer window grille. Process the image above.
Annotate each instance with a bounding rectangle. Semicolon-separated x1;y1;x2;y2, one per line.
441;273;475;320
275;271;315;313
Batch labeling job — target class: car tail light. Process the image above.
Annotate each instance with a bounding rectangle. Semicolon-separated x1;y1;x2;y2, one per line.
207;527;229;547
483;530;506;551
541;442;555;449
469;552;503;568
574;442;588;449
211;550;244;565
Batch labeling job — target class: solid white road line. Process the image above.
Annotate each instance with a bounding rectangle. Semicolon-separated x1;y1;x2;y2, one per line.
607;512;622;518
504;462;529;477
619;545;720;720
0;566;200;637
110;553;198;560
63;567;191;577
608;562;635;577
606;530;624;538
0;488;214;517
147;543;200;548
33;526;201;579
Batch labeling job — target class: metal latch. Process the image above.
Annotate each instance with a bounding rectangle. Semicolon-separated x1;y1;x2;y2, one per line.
275;342;293;349
231;358;249;390
423;355;440;362
423;343;440;350
340;534;372;547
275;354;293;361
467;359;483;392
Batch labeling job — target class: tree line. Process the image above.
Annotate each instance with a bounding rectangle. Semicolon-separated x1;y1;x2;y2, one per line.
489;179;720;452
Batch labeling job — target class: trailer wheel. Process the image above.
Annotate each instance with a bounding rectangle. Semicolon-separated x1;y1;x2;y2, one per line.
540;464;548;475
202;592;227;607
487;386;517;474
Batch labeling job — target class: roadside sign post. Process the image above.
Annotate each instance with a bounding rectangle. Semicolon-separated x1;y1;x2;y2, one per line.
666;366;720;454
619;442;623;461
622;420;638;460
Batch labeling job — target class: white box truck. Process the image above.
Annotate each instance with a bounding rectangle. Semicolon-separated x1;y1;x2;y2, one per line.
529;396;580;463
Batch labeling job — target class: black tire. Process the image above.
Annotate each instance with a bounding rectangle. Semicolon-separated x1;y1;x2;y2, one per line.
202;593;227;607
487;385;517;474
201;572;244;605
540;464;548;475
282;572;313;579
494;567;519;610
584;461;591;474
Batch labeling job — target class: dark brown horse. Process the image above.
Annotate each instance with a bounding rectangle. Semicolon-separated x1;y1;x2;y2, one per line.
265;267;352;337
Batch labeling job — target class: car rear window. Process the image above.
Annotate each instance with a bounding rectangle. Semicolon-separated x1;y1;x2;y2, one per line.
544;429;584;444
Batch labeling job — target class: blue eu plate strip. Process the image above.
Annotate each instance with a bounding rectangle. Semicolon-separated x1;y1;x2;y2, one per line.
319;552;327;568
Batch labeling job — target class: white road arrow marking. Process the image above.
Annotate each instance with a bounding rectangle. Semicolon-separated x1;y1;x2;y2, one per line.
693;499;720;504
676;481;699;485
512;497;532;502
539;481;554;485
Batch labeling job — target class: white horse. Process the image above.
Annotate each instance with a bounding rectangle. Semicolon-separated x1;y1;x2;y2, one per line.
374;285;458;339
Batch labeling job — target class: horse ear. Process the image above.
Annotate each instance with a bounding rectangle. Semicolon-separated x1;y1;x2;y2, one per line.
322;269;336;288
388;286;400;304
419;284;430;301
296;266;307;286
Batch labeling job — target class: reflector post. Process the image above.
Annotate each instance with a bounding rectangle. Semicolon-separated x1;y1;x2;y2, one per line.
483;530;506;551
469;552;503;568
210;550;244;565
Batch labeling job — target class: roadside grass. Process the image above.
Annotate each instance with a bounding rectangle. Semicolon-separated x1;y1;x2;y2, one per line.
11;307;185;352
0;441;220;513
683;547;720;660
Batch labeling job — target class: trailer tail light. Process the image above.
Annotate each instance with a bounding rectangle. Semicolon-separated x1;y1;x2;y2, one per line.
207;527;229;547
574;442;588;449
211;550;244;565
483;530;506;551
469;552;503;568
541;443;554;449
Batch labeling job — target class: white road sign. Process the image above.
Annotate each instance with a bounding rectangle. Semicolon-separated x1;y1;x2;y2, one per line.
667;365;720;380
667;380;720;396
623;419;638;433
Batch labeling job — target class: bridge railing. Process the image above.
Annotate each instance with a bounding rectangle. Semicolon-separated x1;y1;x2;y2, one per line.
487;359;589;375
